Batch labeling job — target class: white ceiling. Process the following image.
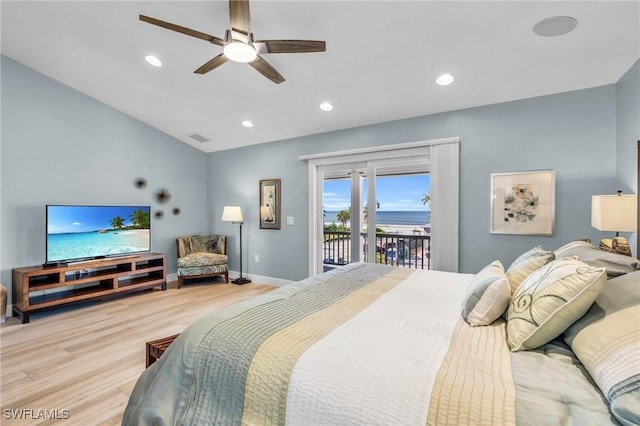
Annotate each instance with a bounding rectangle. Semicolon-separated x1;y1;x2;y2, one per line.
2;1;639;153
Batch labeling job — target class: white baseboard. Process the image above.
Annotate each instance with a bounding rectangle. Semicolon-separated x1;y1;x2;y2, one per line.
229;270;292;287
2;304;12;323
168;271;291;288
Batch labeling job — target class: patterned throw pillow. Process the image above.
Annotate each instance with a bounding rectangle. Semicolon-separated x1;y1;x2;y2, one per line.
563;271;640;426
506;258;606;352
461;260;511;326
505;246;555;294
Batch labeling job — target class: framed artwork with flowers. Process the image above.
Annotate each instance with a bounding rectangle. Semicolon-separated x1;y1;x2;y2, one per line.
490;170;555;236
259;178;281;230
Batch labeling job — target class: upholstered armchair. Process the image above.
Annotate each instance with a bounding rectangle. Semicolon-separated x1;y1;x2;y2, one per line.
176;235;229;288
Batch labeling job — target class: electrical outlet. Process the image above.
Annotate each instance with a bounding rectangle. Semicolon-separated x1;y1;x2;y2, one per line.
254;254;260;263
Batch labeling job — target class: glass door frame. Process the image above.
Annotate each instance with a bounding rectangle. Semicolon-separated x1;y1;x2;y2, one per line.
303;137;460;276
309;154;431;275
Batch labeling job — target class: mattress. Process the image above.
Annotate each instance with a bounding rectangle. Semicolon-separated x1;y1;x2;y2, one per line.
123;263;617;425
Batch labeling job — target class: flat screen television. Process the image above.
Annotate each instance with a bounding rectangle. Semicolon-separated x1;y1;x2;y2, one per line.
45;205;151;265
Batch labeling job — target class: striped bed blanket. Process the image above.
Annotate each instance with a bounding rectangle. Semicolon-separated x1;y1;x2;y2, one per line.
123;263;616;425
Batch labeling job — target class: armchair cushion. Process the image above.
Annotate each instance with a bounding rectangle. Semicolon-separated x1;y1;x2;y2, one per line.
177;252;228;268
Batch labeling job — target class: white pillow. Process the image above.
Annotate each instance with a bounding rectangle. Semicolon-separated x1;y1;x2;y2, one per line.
461;260;511;326
506;258;606;352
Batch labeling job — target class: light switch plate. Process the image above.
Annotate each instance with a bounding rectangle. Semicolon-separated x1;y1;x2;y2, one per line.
286;216;294;225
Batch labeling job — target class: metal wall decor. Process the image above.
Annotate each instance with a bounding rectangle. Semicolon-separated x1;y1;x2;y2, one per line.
154;187;171;204
132;178;181;218
134;177;147;189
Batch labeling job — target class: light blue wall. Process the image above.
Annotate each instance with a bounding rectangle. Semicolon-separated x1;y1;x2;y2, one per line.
615;58;640;254
616;59;640;191
1;54;632;303
209;85;618;280
1;56;210;303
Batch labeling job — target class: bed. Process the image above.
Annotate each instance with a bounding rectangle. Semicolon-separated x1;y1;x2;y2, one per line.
123;241;640;425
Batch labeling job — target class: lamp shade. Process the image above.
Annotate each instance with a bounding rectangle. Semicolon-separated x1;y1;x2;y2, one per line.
221;206;243;223
591;194;637;232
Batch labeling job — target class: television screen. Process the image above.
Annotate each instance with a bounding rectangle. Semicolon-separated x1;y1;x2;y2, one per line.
46;205;151;264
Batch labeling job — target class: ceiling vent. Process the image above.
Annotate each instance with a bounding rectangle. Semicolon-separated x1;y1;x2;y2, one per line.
188;133;211;143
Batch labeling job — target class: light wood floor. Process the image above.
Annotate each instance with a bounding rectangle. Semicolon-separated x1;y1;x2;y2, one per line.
0;279;275;425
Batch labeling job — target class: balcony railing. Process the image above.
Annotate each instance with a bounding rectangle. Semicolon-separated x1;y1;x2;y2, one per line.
323;231;431;270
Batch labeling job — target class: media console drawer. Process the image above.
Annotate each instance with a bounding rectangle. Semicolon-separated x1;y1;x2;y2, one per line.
12;253;167;323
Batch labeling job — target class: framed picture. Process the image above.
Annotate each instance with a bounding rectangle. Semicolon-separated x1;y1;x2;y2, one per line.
259;178;281;230
490;170;555;236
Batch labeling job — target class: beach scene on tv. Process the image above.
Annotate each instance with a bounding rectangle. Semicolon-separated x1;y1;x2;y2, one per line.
46;205;151;263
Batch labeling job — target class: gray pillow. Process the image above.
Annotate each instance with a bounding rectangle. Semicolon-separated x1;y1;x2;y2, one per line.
555;240;640;278
563;270;640;426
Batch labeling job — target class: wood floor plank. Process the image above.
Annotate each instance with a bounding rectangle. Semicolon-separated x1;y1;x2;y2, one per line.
0;280;275;425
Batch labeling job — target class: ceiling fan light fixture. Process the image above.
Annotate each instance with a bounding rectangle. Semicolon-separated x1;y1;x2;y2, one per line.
223;42;257;63
144;55;162;67
436;74;454;86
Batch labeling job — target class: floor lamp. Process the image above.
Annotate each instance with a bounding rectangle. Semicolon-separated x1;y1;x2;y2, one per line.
222;206;252;284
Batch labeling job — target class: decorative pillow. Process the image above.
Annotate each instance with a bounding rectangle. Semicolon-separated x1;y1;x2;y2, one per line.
563;270;640;426
555;240;640;278
461;260;511;326
505;246;555;294
505;258;606;352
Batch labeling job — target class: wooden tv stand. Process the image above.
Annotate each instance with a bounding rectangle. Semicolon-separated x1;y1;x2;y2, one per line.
12;253;166;323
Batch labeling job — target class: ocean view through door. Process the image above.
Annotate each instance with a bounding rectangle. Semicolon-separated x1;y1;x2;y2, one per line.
322;168;431;272
304;138;459;275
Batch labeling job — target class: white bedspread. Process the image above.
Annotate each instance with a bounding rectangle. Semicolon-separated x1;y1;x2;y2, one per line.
286;270;470;425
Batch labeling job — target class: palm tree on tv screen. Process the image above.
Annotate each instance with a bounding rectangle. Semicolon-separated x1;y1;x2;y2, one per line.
130;209;150;229
110;216;125;230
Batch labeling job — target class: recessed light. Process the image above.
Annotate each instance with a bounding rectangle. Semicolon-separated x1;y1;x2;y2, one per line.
319;102;333;111
533;16;578;37
145;55;162;67
436;74;454;86
242;120;254;128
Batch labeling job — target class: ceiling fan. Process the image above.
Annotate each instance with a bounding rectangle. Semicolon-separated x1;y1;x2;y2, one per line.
140;0;326;84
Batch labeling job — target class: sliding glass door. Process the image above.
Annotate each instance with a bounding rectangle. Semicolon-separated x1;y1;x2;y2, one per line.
319;161;430;273
304;138;459;276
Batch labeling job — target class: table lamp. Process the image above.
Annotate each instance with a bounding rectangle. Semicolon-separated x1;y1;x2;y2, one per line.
591;191;638;256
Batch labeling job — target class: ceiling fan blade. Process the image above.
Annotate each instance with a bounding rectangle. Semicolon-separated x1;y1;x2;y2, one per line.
194;54;229;74
256;40;326;54
249;56;285;84
229;0;250;35
140;15;224;46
